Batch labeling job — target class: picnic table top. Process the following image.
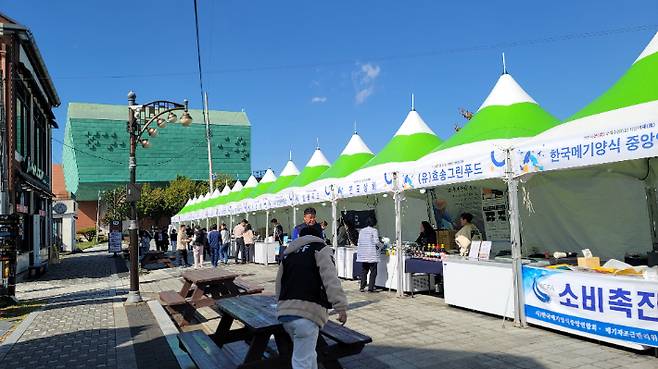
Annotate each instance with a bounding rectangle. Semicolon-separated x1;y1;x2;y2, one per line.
182;268;239;284
215;295;279;331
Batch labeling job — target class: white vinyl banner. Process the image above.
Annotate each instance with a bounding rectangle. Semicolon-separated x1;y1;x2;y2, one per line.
515;101;658;176
523;266;658;348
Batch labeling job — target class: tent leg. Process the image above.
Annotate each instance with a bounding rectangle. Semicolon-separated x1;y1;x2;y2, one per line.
506;148;527;328
394;191;404;297
292;206;297;229
331;199;338;247
266;210;270;239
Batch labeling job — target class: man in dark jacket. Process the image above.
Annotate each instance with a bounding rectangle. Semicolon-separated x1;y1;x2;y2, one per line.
291;207;323;241
276;226;347;369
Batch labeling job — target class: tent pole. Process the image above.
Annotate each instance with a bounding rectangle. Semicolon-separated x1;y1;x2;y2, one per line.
506;148;527;327
331;197;338;247
393;173;404;297
292;206;297;229
266;210;270;239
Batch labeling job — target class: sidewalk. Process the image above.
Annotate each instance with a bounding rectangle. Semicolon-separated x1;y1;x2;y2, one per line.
0;245;178;369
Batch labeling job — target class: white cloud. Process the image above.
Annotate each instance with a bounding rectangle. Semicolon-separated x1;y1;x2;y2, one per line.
352;62;381;105
311;96;327;103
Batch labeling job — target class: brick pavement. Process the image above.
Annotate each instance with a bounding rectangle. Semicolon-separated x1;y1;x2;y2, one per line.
0;246;176;369
136;261;658;369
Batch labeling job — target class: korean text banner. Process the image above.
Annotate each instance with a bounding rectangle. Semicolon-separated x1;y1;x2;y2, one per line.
523;266;658;348
515;102;658;176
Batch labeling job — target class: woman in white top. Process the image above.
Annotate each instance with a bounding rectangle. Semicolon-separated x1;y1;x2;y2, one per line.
455;213;482;256
356;217;381;292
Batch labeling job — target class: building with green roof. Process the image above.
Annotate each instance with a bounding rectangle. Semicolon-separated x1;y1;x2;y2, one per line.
62;102;251;230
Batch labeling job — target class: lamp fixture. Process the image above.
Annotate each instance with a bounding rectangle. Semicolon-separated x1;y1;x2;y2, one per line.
180;111;193;126
167;111;178;123
157;118;166;128
140;139;150;148
147;128;158;137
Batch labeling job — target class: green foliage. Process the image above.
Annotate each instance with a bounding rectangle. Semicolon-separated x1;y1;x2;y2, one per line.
77;226;97;241
101;187;129;225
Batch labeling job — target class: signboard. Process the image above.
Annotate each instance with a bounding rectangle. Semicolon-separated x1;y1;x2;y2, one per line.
126;183;141;202
523;265;658;348
108;220;123;253
481;189;510;241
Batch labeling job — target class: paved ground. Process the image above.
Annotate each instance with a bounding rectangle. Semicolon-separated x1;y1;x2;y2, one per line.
0;245;173;369
1;247;657;369
136;261;658;369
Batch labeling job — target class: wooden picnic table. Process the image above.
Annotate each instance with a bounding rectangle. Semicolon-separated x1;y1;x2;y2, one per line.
179;269;241;307
202;295;371;369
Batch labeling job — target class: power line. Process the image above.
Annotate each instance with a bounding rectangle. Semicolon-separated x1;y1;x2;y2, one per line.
24;23;657;81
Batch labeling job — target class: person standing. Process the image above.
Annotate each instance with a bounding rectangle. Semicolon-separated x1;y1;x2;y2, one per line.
356;217;381;293
169;227;178;250
232;219;247;264
243;224;255;264
272;218;284;245
220;224;231;265
192;226;206;268
415;221;437;247
155;228;167;252
176;225;190;267
291;207;322;241
276;225;348;369
208;224;221;267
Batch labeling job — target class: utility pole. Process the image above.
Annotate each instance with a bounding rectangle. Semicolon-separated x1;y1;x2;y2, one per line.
204;92;214;192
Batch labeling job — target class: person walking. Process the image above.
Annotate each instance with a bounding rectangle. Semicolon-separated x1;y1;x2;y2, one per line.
169;227;178;250
192;226;206;268
232;219;247;264
276;225;348;369
176;225;190;267
220;224;231;265
356;217;381;293
243;224;255;263
208;224;221;267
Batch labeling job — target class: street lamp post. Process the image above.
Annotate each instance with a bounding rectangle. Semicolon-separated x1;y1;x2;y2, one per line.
125;91;192;303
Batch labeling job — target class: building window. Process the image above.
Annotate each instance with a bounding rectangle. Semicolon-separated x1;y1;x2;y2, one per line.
14;97;24;156
34;109;46;171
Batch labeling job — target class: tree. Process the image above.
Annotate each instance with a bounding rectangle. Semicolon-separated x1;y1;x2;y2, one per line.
101;187;129;225
137;183;167;224
162;176;204;218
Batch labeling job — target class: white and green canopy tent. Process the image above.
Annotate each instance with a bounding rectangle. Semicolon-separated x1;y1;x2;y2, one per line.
245;168;277;212
512;32;658;261
334;106;442;199
218;179;244;217
282;147;332;206
403;72;558;189
300;132;375;204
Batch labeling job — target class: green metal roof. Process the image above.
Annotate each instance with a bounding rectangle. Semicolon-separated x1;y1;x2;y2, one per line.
63;103;251;201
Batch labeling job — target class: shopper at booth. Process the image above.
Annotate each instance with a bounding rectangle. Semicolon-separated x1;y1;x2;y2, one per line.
176;225;190;267
169;227;178;250
208;224;221;267
356;217;381;292
219;224;231;264
271;218;285;245
415;221;437;247
243;223;255;263
276;225;348;369
233;219;247;264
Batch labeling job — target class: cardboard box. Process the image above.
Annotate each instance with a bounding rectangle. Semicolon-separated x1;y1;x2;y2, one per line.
577;256;601;269
436;230;457;250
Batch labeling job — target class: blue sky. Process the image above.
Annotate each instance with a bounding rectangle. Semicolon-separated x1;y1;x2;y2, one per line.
4;0;658;174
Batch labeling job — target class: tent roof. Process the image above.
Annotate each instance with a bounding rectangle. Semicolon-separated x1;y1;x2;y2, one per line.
434;73;559;151
363;109;442;168
265;160;300;194
287;149;331;188
566;32;658;122
318;133;375;180
249;168;277;199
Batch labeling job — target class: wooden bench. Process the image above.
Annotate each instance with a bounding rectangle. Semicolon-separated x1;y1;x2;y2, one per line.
178;330;238;369
233;278;264;295
159;290;196;327
317;321;373;368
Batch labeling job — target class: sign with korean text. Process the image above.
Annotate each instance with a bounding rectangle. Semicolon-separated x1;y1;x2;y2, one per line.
108;220;122;253
523;266;658;348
